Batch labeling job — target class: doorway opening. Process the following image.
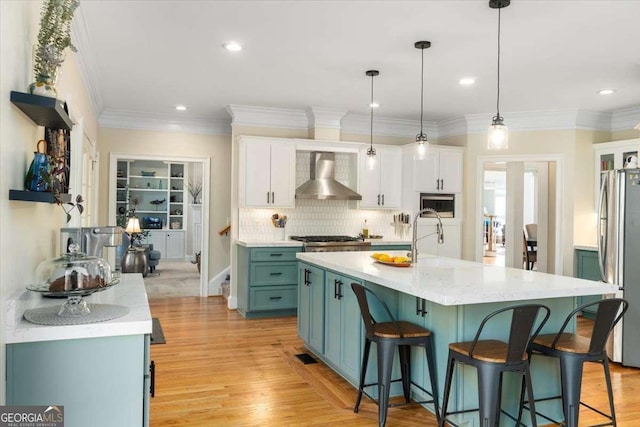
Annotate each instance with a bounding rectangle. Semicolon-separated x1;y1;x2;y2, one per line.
109;153;210;297
476;155;563;274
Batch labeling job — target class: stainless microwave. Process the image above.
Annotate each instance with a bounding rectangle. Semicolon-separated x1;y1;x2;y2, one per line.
420;193;455;218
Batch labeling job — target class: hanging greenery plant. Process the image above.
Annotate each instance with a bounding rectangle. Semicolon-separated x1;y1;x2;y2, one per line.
29;0;80;97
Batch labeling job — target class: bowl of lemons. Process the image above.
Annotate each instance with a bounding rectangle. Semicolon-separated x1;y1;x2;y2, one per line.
371;253;412;267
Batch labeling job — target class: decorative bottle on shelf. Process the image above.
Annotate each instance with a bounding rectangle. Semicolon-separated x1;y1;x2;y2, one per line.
362;220;369;239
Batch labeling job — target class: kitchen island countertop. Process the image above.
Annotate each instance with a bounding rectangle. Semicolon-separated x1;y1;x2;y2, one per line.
297;251;620;306
235;238;410;247
5;273;152;344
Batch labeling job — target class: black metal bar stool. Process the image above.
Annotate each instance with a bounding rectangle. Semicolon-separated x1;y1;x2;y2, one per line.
518;298;628;427
439;304;550;427
351;283;440;427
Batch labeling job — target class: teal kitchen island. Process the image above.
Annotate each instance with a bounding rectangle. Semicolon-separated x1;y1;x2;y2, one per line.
296;251;620;426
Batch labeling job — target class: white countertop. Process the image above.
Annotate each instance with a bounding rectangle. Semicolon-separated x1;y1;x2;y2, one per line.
297;251;620;306
575;245;597;251
5;273;152;344
235;238;410;248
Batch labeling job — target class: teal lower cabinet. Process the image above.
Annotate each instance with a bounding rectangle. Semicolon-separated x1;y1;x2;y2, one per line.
575;249;602;319
371;244;411;252
238;246;300;318
324;272;362;384
298;262;325;354
7;334;150;427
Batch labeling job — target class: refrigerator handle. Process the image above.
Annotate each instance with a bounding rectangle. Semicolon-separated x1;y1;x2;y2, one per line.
597;173;608;283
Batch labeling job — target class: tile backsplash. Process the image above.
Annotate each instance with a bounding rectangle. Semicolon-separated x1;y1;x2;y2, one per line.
239;151;410;241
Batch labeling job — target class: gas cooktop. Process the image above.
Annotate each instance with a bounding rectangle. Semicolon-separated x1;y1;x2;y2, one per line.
289;235;363;243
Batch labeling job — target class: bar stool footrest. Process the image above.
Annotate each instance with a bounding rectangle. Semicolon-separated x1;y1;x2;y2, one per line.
521;395;615;427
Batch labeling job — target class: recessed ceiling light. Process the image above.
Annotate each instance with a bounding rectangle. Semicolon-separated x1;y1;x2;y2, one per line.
459;77;476;86
370;102;379;108
175;105;187;111
598;89;615;95
223;41;242;52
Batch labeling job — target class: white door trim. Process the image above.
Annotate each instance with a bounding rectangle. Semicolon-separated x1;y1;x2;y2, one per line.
109;152;211;297
475;153;564;274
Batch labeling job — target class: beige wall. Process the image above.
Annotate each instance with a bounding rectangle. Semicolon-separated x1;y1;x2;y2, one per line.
96;128;232;284
0;0;97;403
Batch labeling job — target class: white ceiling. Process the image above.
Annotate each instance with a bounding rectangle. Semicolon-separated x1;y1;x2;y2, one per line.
77;0;640;127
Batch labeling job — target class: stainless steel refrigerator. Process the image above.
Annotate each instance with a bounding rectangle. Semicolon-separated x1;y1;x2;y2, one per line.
598;168;640;367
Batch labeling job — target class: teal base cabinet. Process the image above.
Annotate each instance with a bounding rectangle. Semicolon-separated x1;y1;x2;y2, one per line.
238;246;299;318
324;272;363;384
298;262;325;354
575;249;602;319
7;334;150;427
371;244;411;252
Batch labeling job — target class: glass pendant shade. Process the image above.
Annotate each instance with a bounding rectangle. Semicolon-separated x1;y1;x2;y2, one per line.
488;117;508;150
416;133;428;160
367;147;376;170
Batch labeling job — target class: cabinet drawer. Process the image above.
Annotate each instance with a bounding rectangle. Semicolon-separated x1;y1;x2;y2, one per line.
250;262;298;286
250;247;299;262
250;286;297;310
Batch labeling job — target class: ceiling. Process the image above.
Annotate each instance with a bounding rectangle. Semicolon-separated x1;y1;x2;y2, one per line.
77;0;640;127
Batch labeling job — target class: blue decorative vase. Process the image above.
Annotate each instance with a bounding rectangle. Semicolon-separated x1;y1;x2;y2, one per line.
25;140;50;192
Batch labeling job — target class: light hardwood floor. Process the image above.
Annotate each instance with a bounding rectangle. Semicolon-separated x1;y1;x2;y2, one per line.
149;296;640;426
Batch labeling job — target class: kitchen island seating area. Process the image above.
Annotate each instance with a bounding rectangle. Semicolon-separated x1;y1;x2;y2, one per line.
351;283;440;427
518;298;629;427
296;251;621;427
439;304;551;427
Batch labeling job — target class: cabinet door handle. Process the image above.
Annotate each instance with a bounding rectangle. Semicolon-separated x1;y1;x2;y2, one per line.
381;194;384;206
338;280;343;300
334;279;339;299
271;192;275;204
435;179;439;190
269;296;283;300
415;297;427;317
267;192;270;204
304;268;310;286
440;179;444;190
270;253;283;257
377;194;380;205
150;360;156;398
270;272;283;276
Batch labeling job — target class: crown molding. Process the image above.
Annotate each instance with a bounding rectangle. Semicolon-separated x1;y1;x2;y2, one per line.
612;106;640;132
72;5;104;116
341;113;436;138
99;110;231;135
465;109;614;134
305;107;346;129
227;105;308;129
435;116;469;139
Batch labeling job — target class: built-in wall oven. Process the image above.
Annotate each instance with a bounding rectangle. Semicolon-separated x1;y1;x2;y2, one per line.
420;193;455;218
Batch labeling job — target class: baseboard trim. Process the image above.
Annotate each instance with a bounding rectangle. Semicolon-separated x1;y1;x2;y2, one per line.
208;265;230;296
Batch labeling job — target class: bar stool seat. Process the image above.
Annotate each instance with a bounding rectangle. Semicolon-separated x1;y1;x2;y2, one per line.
439;304;550;427
519;298;628;427
351;283;440;427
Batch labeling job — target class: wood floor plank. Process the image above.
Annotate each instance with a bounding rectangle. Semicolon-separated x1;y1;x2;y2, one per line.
149;297;639;426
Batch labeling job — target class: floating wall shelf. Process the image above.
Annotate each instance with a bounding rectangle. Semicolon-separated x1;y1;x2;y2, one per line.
10;91;72;130
9;190;71;204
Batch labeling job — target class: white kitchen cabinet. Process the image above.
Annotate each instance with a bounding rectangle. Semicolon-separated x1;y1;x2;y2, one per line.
414;146;464;193
241;140;296;207
359;146;402;208
145;230;185;260
416;223;461;258
593;138;639;204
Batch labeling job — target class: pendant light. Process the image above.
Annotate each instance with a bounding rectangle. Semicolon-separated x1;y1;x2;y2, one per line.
487;0;510;150
366;70;379;170
415;41;431;160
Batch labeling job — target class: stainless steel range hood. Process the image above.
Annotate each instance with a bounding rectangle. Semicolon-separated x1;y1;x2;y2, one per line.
295;152;362;200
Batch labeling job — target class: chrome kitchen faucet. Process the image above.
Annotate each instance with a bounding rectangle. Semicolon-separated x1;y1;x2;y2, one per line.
410;208;444;263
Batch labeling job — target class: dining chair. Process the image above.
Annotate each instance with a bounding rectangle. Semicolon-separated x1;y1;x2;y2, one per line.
523;232;537;270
